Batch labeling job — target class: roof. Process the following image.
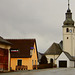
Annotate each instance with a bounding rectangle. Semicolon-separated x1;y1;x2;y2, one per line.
63;4;74;26
0;36;12;45
63;52;75;61
59;40;63;50
6;39;37;58
44;43;62;55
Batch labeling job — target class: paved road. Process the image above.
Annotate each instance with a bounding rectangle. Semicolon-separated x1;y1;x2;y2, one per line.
1;68;75;75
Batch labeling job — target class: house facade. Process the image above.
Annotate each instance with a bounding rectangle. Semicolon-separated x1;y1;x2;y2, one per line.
6;39;38;70
0;36;11;71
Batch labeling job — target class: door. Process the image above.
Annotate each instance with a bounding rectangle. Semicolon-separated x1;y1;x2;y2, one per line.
18;60;22;66
59;61;67;68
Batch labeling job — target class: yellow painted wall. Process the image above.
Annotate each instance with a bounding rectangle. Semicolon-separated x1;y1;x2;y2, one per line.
31;42;38;66
11;58;32;70
11;42;38;70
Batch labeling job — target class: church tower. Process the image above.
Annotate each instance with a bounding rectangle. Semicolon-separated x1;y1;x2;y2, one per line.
62;0;75;56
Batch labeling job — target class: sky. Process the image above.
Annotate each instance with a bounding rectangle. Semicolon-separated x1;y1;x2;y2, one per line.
0;0;75;53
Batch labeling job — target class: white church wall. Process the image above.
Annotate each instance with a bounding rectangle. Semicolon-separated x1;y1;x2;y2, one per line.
69;61;74;67
45;55;59;64
56;52;70;68
63;27;74;56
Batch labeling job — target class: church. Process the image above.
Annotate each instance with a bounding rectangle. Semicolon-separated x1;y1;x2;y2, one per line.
45;0;75;68
57;0;75;68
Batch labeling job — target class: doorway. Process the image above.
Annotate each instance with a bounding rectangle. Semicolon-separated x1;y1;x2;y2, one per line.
59;61;67;68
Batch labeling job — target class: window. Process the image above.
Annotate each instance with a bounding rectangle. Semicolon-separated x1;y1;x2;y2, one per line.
32;60;34;66
66;28;69;32
67;37;69;39
17;60;22;66
30;50;33;55
35;60;36;65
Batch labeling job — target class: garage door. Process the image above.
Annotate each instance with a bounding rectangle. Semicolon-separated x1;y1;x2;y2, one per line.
59;61;67;68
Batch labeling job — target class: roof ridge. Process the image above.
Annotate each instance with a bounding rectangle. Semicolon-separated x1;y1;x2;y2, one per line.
6;39;36;40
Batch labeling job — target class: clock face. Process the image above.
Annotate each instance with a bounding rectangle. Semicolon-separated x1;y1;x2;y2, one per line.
69;29;72;33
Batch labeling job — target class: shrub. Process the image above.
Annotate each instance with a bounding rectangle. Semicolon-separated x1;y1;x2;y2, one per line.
39;55;48;64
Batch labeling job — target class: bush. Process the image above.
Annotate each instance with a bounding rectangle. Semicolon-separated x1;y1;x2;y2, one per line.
39;55;48;64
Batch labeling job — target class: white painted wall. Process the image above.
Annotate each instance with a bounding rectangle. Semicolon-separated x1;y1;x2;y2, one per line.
69;61;74;67
56;52;74;68
63;27;74;56
45;55;59;64
63;27;75;56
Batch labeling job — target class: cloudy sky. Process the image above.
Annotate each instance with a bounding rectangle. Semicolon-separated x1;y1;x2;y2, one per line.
0;0;75;53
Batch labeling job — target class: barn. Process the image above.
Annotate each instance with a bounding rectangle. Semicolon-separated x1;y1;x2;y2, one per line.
0;36;11;71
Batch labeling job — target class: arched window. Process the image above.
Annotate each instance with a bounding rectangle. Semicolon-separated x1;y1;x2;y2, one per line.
50;58;53;63
66;28;69;32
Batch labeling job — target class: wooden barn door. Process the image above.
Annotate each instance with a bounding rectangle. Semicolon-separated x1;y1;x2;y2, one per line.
0;48;8;71
3;49;8;70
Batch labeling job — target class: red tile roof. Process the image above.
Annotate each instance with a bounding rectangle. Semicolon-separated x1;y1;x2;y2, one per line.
6;39;37;58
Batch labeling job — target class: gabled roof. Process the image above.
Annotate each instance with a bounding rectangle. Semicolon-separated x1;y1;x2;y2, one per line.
6;39;37;58
44;43;62;55
0;36;12;45
63;52;75;61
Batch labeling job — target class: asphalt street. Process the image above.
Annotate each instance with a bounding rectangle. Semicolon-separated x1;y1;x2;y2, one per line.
0;68;75;75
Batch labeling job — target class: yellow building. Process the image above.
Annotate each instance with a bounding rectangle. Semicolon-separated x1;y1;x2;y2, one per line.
6;39;38;70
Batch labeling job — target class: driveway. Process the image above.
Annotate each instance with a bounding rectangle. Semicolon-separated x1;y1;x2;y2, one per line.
0;68;75;75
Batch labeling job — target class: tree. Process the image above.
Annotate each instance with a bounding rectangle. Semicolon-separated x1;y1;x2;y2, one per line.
39;55;48;64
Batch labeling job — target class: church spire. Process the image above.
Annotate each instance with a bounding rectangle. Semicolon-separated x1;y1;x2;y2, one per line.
67;0;71;12
63;0;74;26
68;0;70;9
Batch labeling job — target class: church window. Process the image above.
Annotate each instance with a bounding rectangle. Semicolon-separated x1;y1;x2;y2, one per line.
66;28;69;32
67;37;69;39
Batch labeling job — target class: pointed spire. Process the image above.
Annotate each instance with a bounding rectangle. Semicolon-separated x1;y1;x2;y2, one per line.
68;0;70;9
67;0;71;12
63;0;74;26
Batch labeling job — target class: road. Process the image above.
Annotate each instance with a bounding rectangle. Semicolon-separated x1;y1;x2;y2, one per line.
1;68;75;75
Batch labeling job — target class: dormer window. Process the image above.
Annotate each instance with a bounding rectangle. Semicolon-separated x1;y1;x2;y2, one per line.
66;28;69;32
30;47;34;55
